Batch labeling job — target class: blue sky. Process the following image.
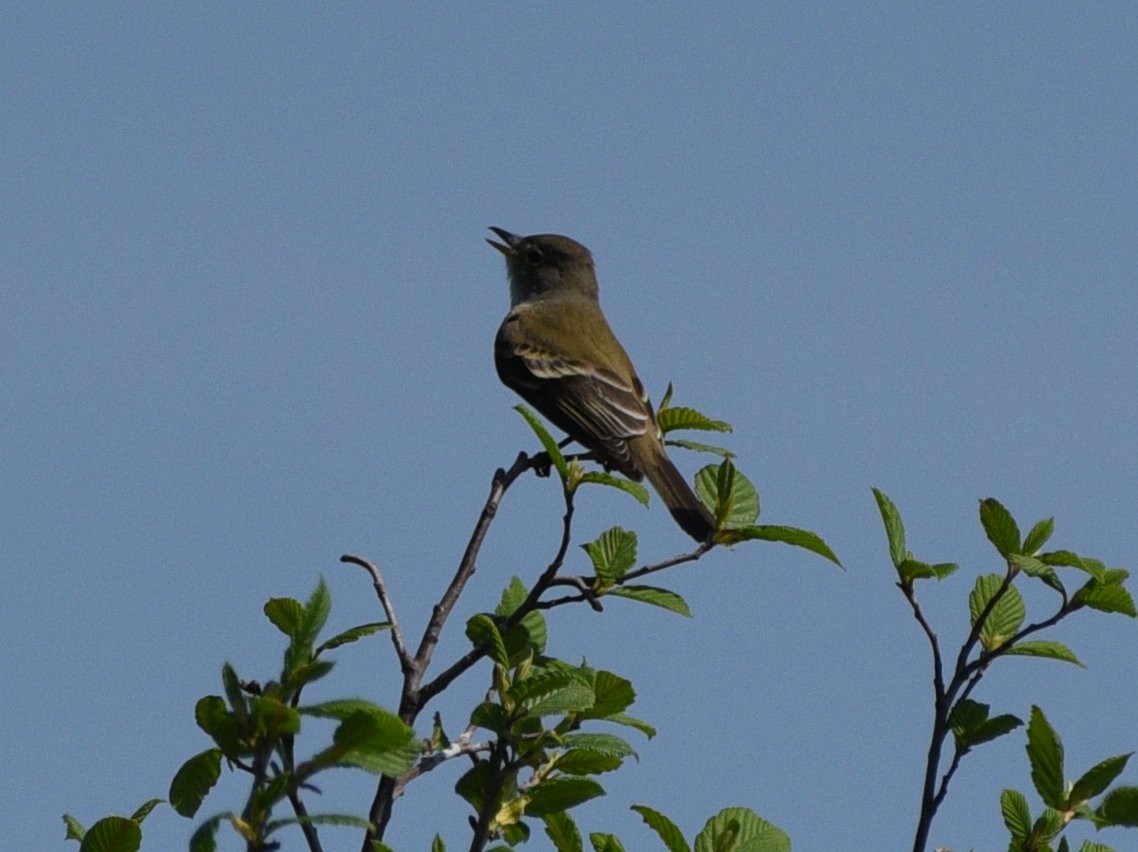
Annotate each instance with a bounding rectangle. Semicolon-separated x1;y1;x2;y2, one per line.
4;4;1137;850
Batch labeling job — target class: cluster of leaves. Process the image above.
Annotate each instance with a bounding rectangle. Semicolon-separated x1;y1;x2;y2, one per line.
874;490;1137;851
65;580;416;851
1001;706;1138;852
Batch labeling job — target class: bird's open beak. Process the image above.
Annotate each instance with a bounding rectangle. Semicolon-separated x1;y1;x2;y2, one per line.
486;226;519;256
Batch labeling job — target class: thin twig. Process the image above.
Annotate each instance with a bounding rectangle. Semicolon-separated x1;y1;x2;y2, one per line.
340;553;412;674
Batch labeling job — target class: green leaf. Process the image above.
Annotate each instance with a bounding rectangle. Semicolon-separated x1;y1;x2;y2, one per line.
1027;706;1066;809
657;406;732;435
1001;788;1032;840
525;777;605;817
1010;553;1066;595
588;833;625;852
556;750;624;775
311;708;418;776
561;733;637;761
586;671;636;719
169;749;222;817
578;471;651;506
1023;517;1055;555
1071;753;1133;805
980;498;1021;557
872;488;906;568
665;438;735;458
966;715;1023;749
497;576;529;617
128;800;162;824
515;404;569;480
1074;579;1137;617
543;811;584;852
949;700;1022;750
658;382;675;411
509;670;595;717
631;804;690;852
63;813;86;841
221;663;246;723
1098;786;1138;827
317;622;391;654
1005;641;1085;667
695;460;759;528
188;813;226;852
466;614;510;668
301;698;394;720
969;574;1025;650
723;524;842;566
77;816;142;852
693;806;791;852
265;812;374;836
264;597;304;638
584;527;639;585
607;585;691;617
1040;550;1091;573
250;695;301;738
898;559;959;582
604;713;656;738
503;609;548;662
194;695;247;758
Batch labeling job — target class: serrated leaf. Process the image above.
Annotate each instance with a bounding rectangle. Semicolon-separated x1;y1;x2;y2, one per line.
188;813;225;852
969;574;1025;650
604;712;656;738
317;622;391;654
1001;788;1032;839
631;804;690;852
607;585;691;617
194;695;247;758
509;671;594;717
525;777;605;817
556;750;624;775
659;383;675;411
584;527;638;585
872;488;906;568
1027;706;1066;809
169;749;222;817
515;404;569;480
544;811;584;852
586;671;636;719
300;698;392;720
657;406;732;435
497;576;529;617
1010;554;1066;595
562;732;637;760
696;460;758;528
1032;806;1064;840
1070;753;1133;804
693;806;790;852
63;813;86;841
1075;580;1137;617
1023;517;1055;555
898;559;959;582
723;524;842;566
980;498;1022;557
503;609;548;662
948;698;989;736
264;597;304;638
78;816;142;852
311;708;418;776
301;578;332;646
466;614;510;668
128;799;162;824
265;812;374;835
1005;641;1085;667
578;471;651;506
1040;550;1091;573
588;833;625;852
966;715;1023;749
1098;786;1138;827
664;438;735;458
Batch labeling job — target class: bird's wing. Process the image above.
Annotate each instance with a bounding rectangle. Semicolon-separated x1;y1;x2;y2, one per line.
496;331;653;475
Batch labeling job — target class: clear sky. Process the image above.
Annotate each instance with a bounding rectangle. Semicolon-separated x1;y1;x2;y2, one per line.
4;4;1137;850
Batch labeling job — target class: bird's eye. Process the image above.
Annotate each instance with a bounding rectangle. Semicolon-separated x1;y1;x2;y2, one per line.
523;247;543;265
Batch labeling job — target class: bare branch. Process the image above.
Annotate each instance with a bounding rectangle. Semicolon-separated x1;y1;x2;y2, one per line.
340;553;412;675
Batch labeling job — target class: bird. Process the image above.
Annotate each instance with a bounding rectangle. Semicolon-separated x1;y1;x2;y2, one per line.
487;227;715;542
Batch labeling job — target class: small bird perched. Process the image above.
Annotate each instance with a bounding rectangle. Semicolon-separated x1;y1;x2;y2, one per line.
487;227;715;543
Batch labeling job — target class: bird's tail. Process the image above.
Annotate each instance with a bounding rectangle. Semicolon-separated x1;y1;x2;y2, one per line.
636;437;716;543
